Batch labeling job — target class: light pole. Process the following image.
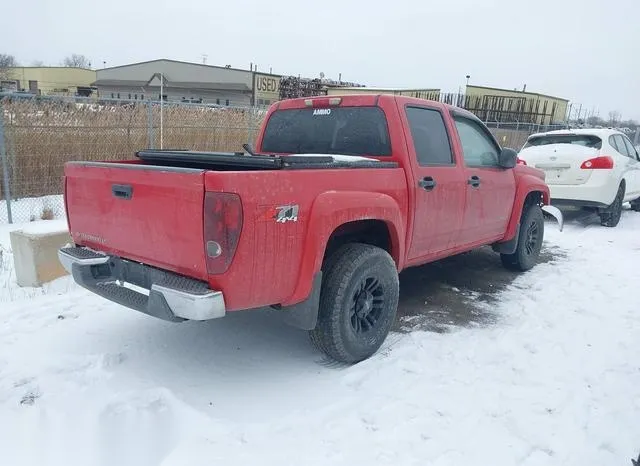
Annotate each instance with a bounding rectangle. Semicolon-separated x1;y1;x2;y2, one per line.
465;75;470;87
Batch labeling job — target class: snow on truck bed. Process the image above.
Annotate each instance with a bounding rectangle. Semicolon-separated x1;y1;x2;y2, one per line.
0;210;639;466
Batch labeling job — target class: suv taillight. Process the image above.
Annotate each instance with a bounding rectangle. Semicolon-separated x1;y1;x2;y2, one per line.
580;156;614;169
204;192;243;274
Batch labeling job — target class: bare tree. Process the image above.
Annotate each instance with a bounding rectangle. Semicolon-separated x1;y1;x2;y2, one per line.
586;115;605;127
608;110;621;127
63;54;91;68
0;53;18;81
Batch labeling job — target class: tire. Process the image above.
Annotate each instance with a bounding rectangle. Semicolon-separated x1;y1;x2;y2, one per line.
599;183;624;227
630;198;640;212
309;243;399;364
501;203;544;272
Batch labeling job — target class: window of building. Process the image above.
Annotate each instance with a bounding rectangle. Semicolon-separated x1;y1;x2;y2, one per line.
405;106;453;166
216;99;220;105
117;93;120;99
111;93;114;99
226;99;230;106
128;93;131;99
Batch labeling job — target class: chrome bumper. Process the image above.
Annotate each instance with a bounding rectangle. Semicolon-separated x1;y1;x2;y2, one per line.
58;246;226;322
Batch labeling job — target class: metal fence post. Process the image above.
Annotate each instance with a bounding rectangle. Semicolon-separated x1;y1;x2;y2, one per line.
246;107;253;146
0;99;12;224
147;101;154;149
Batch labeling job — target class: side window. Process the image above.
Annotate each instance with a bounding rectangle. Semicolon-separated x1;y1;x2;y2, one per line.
609;135;626;155
405;106;453;166
454;117;500;167
616;135;631;157
621;136;639;160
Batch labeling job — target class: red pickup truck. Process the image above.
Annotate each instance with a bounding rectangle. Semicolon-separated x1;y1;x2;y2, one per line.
58;95;562;363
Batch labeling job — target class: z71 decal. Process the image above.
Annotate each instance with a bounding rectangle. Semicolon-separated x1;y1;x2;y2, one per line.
274;204;299;223
259;204;300;223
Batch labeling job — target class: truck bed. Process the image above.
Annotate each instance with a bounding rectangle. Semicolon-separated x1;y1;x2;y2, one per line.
135;149;399;171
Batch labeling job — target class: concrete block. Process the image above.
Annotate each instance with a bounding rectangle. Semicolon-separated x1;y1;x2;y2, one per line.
10;223;72;287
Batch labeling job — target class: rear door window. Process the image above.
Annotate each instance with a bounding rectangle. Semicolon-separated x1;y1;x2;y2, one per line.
612;135;630;156
405;106;454;166
621;136;638;160
261;107;391;156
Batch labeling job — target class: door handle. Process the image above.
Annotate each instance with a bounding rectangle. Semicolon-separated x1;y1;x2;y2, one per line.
112;184;133;200
467;175;481;188
418;176;437;191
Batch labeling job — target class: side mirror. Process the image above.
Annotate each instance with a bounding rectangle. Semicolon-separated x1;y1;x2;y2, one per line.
499;148;518;169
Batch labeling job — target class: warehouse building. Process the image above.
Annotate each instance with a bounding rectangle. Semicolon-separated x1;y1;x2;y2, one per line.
93;59;254;106
464;85;569;125
0;67;96;97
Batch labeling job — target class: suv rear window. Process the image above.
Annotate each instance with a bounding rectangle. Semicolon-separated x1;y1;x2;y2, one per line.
523;134;602;149
261;107;391;156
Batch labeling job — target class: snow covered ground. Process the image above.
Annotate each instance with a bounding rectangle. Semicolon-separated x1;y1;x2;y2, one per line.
0;209;639;466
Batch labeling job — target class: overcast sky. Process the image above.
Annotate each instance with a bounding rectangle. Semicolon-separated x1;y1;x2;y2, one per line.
2;0;639;120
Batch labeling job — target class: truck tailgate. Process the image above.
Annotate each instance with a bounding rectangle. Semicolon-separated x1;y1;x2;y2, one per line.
64;162;208;280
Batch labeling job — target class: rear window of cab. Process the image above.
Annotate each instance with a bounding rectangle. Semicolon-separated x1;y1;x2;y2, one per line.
261;107;391;156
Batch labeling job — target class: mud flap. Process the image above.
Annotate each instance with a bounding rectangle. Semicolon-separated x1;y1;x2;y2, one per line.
280;272;322;330
542;205;564;232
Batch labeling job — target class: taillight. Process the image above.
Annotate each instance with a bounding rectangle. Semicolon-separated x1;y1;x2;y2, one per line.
580;156;614;169
517;157;527;165
204;192;243;274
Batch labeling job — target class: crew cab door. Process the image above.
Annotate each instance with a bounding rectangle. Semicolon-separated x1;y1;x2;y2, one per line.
401;104;466;261
452;115;516;244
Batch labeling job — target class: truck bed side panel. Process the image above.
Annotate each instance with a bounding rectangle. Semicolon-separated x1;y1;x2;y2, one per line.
204;168;408;311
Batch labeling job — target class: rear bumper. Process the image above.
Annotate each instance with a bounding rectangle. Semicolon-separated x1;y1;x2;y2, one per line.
548;175;618;208
58;246;226;322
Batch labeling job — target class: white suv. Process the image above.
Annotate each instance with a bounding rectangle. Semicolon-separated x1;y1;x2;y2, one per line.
518;128;640;227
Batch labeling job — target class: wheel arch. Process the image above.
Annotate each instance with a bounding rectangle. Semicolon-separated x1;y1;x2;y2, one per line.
281;191;405;308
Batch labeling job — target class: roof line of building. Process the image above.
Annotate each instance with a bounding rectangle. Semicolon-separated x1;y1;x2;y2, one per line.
9;66;94;71
331;86;440;92
100;58;256;74
466;84;570;102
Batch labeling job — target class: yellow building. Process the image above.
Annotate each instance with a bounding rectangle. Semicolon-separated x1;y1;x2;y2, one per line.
327;86;441;101
1;67;97;97
465;85;568;125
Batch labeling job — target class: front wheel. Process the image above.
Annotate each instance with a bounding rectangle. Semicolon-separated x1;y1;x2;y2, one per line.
309;243;399;364
501;203;544;272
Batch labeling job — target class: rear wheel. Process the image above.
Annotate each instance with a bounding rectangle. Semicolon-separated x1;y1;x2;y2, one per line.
630;197;640;212
599;182;624;227
501;203;544;272
309;243;399;364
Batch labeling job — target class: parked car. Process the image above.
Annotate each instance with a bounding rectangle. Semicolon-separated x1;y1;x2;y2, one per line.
58;95;562;363
517;128;640;227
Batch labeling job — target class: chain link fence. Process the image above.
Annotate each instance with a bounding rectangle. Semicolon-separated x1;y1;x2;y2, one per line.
0;94;265;223
1;93;636;224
